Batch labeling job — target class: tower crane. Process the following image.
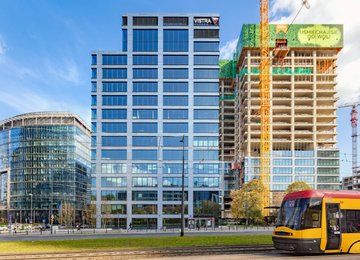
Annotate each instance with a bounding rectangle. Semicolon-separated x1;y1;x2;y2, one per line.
338;102;360;177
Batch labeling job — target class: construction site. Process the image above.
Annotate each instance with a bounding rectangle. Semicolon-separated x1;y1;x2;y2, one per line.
219;0;344;218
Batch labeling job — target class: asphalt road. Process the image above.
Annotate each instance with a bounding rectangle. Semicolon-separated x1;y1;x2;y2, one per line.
0;230;273;242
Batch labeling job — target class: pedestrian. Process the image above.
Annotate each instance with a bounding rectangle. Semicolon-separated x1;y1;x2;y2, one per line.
129;222;132;230
13;227;16;234
77;225;80;231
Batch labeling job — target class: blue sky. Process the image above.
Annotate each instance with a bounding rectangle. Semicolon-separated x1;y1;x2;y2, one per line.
0;0;355;178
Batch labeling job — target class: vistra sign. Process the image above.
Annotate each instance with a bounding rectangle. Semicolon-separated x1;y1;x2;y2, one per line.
194;17;219;26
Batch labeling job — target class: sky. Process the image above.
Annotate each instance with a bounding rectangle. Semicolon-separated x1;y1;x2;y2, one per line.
0;0;358;179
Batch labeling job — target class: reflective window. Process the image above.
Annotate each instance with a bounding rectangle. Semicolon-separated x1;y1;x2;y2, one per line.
91;82;97;92
92;55;97;65
163;177;188;187
133;82;158;92
133;55;157;65
163;123;188;133
132;163;157;174
132;123;157;133
273;176;292;182
164;55;188;65
164;30;188;52
194;177;219;188
295;159;314;166
102;136;127;147
101;204;126;214
163;150;188;160
101;191;127;201
193;191;219;216
92;68;97;78
317;150;340;157
91;177;96;187
317;159;339;166
91;190;96;200
163;164;188;174
102;109;127;119
163;205;188;215
251;159;261;166
132;150;157;160
102;123;127;133
102;96;127;106
163;96;188;106
194;163;220;174
163;17;188;26
163;191;188;201
132;204;157;214
194;150;219;160
122;29;127;51
101;177;127;187
132;191;158;201
102;150;127;160
91;150;96;160
91;136;96;146
194;29;219;38
194;109;218;119
163;136;188;146
273;184;289;191
295;167;315;174
91;123;97;132
103;82;127;92
194;123;218;133
317;176;340;183
194;42;219;52
295;176;314;182
133;68;158;79
318;168;339;174
273;167;292;174
163;82;188;92
103;69;127;78
163;110;188;119
164;69;188;79
132;109;158;119
101;163;127;174
132;136;157;146
133;96;158;106
194;55;219;65
133;17;158;26
193;137;219;147
133;29;158;52
295;151;314;157
273;159;292;166
132;177;158;187
91;109;97;119
91;95;97;105
91;163;96;174
103;55;127;65
317;184;340;190
194;96;219;106
273;151;292;157
194;82;218;92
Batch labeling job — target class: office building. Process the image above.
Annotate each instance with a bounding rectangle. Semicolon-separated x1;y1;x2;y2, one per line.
0;112;91;223
91;13;222;228
233;24;342;208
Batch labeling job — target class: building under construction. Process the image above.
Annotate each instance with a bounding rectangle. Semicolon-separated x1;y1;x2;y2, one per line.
220;24;343;212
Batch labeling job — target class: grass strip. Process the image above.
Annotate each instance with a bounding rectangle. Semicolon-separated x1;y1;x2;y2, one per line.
0;235;272;253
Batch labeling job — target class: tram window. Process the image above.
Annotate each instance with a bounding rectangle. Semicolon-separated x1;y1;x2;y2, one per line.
300;198;322;229
345;210;360;233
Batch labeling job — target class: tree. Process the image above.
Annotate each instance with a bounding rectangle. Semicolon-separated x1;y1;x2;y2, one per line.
285;181;313;194
230;179;265;225
100;199;114;229
55;201;75;227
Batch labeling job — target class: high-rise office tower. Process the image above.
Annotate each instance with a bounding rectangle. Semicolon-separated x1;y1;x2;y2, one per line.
91;13;222;229
233;24;343;208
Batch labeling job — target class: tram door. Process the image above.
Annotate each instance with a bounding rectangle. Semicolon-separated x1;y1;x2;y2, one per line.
325;203;341;250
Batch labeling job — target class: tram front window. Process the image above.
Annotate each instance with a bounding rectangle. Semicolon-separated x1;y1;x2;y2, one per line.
277;198;322;230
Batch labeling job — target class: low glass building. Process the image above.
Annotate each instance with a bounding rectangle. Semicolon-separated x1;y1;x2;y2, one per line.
0;112;91;224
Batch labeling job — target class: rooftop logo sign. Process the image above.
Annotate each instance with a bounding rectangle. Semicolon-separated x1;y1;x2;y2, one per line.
194;17;219;26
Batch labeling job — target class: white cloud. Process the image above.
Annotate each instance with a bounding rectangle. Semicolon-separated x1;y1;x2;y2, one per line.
45;58;81;86
0;35;7;55
271;0;360;104
220;38;238;59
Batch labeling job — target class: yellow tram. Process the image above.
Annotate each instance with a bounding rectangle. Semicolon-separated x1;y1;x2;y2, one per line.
273;190;360;254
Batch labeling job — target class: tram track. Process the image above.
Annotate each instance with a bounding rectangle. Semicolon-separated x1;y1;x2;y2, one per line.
0;244;284;259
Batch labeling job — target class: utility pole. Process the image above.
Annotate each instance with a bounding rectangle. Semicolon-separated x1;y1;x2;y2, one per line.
180;135;185;237
51;167;53;234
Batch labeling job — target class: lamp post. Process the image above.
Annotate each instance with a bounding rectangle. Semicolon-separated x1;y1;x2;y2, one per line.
245;189;248;229
50;167;53;234
180;135;185;237
29;194;33;232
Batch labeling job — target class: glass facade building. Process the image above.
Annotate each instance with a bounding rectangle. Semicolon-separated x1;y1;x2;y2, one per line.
92;13;221;228
0;112;91;223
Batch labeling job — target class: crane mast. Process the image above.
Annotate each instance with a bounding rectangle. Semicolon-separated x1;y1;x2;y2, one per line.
260;0;270;216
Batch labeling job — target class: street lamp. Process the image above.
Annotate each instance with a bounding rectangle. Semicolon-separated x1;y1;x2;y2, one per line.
29;194;33;232
179;135;185;237
50;167;53;234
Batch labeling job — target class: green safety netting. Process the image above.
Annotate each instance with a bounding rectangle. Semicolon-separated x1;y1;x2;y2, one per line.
219;92;236;100
239;67;312;77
